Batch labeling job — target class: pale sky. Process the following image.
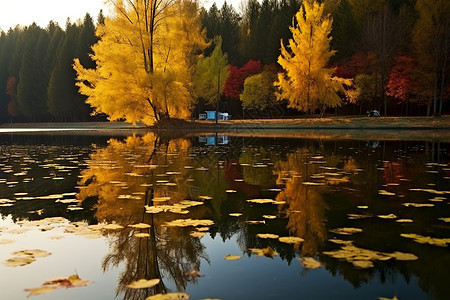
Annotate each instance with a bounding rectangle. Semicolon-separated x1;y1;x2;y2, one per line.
0;0;243;32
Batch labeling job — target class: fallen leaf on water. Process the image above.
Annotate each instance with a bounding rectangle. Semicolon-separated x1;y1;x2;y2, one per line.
262;215;277;219
224;254;241;260
329;227;363;235
190;231;206;238
246;199;276;204
146;293;190;300
249;246;278;258
377;214;397;219
24;286;57;297
388;251;418;261
257;233;279;239
135;233;150;238
401;233;450;247
378;190;396;196
245;220;265;225
229;213;242;217
165;219;214;227
126;279;160;289
402;203;434;208
438;217;450;222
279;236;304;244
377;296;399;300
129;223;151;229
299;257;321;269
396;219;413;223
4;256;36;267
25;274;92;297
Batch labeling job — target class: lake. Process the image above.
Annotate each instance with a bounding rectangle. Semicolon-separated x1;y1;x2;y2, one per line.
0;130;449;300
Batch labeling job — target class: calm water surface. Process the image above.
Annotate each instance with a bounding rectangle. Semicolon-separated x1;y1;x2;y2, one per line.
0;132;449;300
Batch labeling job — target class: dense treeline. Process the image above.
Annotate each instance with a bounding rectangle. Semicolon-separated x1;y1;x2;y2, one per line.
0;12;104;123
0;0;449;124
201;0;449;117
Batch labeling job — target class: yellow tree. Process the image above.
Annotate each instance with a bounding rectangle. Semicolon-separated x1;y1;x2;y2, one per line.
275;0;350;116
73;0;208;125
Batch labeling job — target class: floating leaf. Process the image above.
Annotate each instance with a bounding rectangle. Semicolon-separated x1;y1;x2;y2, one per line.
396;219;413;223
401;233;450;247
329;228;363;235
388;251;418;261
247;199;276;204
245;220;265;225
146;293;190;300
135;233;150;238
4;256;36;267
438;217;450;222
257;233;279;239
229;213;242;217
402;203;434;208
249;246;278;258
378;190;396;196
262;215;276;219
165;219;214;227
378;214;397;219
224;255;241;260
279;236;304;244
129;223;152;229
190;231;206;238
126;279;160;289
24;286;57;297
299;257;321;269
377;296;399;300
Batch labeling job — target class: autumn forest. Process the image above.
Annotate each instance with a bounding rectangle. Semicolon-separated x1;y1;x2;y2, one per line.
0;0;449;125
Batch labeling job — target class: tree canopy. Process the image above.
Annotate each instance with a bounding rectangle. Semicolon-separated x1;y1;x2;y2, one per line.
275;0;350;115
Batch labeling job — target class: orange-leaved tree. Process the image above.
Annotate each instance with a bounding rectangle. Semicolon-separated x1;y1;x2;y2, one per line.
275;0;351;117
73;0;208;125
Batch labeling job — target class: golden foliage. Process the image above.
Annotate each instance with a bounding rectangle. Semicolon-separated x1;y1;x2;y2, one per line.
74;0;208;125
275;0;351;114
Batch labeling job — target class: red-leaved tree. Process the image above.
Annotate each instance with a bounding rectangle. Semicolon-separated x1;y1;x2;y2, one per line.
386;56;418;104
224;60;261;99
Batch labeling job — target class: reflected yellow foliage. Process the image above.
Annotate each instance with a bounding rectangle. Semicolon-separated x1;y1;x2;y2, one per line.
76;133;208;299
274;149;328;255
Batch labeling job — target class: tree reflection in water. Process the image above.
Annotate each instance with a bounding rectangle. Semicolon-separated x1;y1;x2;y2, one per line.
274;147;328;256
77;133;209;299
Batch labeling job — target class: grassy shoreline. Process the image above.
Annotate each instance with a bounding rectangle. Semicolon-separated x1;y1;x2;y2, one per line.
1;116;449;130
1;116;449;141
